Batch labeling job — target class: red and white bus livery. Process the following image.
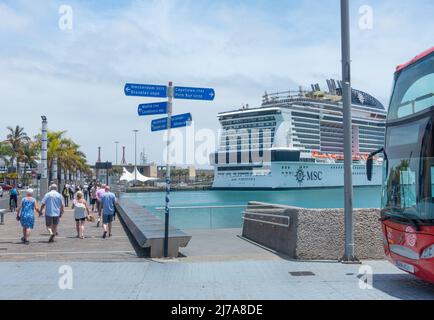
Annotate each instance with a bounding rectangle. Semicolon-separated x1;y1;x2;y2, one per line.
368;46;434;283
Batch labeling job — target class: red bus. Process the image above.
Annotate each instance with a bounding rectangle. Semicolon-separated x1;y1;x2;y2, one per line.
367;47;434;283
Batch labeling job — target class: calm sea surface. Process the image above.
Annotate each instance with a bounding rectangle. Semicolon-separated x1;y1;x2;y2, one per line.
121;187;382;229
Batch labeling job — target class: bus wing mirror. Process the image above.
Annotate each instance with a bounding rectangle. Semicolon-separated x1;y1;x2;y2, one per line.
366;156;374;181
366;147;386;182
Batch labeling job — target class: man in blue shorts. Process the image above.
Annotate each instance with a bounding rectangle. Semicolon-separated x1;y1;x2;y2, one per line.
100;186;117;239
40;184;64;243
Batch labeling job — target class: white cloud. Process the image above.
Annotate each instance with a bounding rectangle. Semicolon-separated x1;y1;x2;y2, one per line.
0;2;31;32
0;0;433;167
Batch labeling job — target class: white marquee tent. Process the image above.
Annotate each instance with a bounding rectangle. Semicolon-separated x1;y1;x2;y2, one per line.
119;167;159;183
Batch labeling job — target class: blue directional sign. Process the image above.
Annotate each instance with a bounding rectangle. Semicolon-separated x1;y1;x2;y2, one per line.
124;83;167;98
174;86;215;101
151;113;192;132
138;102;168;116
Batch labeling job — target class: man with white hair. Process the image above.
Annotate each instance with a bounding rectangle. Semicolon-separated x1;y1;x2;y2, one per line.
40;184;64;243
100;185;117;238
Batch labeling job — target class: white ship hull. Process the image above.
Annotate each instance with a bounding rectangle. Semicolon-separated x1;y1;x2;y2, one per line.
212;162;382;189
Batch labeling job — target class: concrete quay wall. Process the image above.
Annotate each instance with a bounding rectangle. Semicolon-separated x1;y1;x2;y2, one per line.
242;202;384;260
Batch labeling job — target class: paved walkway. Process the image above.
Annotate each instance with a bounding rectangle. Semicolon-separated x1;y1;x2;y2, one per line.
0;260;433;300
1;196;433;300
0;200;138;262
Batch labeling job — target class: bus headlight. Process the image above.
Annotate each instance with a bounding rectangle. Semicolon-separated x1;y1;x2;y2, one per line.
421;245;434;259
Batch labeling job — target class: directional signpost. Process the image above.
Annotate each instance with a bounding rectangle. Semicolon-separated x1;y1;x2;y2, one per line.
124;81;215;258
174;86;215;101
138;102;168;116
151;113;192;132
124;83;167;98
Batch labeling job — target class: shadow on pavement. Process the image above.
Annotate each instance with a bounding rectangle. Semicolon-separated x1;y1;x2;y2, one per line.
372;273;434;300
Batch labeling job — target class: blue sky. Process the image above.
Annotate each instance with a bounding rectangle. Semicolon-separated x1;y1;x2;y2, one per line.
0;0;433;166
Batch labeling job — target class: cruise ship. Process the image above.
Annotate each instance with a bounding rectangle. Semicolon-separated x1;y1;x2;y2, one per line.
210;79;386;189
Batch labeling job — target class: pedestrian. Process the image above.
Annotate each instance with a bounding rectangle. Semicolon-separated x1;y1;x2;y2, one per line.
69;184;74;200
9;185;19;212
100;186;117;238
71;191;91;239
16;188;40;244
83;184;89;201
40;184;64;243
87;183;92;202
96;184;106;227
62;185;69;207
90;185;97;212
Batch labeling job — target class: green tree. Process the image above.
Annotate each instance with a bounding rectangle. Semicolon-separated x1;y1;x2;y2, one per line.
6;125;30;181
35;130;90;184
20;141;39;184
0;141;13;167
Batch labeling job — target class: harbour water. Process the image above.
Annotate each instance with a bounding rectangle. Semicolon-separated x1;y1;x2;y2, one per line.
121;186;382;230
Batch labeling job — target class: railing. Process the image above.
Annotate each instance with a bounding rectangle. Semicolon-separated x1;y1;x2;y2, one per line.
153;205;275;230
111;184;127;197
242;212;290;228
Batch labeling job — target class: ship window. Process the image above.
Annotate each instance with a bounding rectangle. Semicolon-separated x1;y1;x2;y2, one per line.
292;117;319;125
292;112;320;119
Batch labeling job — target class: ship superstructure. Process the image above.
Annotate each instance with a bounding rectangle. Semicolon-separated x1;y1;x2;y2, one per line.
211;79;386;189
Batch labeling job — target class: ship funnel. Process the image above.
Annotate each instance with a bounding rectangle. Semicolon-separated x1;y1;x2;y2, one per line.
326;80;332;93
331;79;337;94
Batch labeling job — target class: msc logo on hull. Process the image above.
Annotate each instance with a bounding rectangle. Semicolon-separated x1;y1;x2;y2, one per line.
295;167;323;185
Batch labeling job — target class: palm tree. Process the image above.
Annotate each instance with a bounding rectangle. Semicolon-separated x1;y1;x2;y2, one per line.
20;142;39;184
0;141;12;167
34;130;90;184
6;125;30;181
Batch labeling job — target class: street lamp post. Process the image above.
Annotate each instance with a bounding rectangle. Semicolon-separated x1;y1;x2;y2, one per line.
115;141;119;165
341;0;357;263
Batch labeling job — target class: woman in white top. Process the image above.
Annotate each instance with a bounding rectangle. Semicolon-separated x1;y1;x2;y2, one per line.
71;191;90;239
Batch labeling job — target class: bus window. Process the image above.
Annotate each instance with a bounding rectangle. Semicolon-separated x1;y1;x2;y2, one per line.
387;123;420;147
389;53;434;120
397;74;434;118
400;169;417;208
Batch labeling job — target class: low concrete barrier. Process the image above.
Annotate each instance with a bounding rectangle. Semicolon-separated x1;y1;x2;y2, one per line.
115;199;191;258
242;202;384;260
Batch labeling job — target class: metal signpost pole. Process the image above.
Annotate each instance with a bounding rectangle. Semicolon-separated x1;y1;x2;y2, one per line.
341;0;356;262
164;82;174;258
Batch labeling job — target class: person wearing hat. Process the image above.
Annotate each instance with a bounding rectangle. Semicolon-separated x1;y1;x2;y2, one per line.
16;188;40;244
